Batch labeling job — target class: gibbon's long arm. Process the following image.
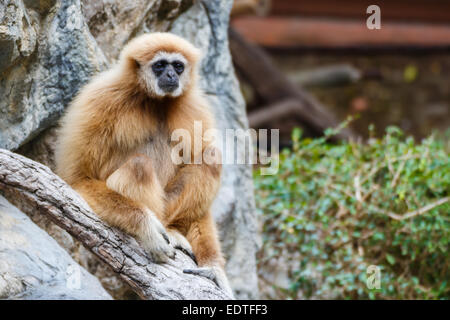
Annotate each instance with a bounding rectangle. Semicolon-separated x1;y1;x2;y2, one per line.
73;177;176;263
105;154;166;220
164;148;222;227
73;178;148;235
163;151;233;296
163;145;226;269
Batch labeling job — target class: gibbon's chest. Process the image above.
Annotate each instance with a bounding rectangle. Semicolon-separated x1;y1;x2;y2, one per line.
135;123;177;188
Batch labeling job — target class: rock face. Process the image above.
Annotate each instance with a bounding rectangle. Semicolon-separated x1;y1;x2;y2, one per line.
0;195;112;299
80;0;194;61
1;0;258;299
0;0;107;150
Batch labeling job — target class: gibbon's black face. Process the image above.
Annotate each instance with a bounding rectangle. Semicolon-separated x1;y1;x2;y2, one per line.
142;51;190;98
152;59;185;93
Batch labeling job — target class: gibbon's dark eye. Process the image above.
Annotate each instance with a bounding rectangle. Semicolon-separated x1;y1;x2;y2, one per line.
152;60;168;75
172;61;184;75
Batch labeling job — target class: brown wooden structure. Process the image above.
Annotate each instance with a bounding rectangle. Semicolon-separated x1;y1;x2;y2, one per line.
232;0;450;49
271;0;450;24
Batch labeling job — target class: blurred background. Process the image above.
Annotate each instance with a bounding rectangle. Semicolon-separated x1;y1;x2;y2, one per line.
231;0;450;146
230;0;450;300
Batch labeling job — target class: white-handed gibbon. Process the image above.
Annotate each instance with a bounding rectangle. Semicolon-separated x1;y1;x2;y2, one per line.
55;32;233;296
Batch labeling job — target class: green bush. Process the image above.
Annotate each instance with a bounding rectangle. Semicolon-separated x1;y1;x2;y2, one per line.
254;125;449;299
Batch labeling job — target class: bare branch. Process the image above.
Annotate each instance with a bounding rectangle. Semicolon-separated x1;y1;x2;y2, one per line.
0;149;231;300
371;197;449;221
248;99;300;128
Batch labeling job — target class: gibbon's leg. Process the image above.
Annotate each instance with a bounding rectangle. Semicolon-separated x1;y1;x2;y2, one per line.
106;154;165;219
103;154;176;262
74;157;175;263
163;161;221;263
107;154;196;262
164;148;222;223
164;147;232;296
183;214;234;298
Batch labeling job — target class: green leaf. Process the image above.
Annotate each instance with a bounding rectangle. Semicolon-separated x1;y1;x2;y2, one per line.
254;124;449;300
404;65;418;83
386;254;396;265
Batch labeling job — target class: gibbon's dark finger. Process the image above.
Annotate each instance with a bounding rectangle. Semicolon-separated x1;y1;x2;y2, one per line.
183;267;217;284
151;251;174;263
175;245;198;265
184;267;233;297
147;247;171;263
161;231;170;244
154;222;171;244
169;247;176;259
150;244;175;262
161;245;176;260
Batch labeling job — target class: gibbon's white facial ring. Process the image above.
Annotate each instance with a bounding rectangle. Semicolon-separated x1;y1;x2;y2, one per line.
141;51;190;98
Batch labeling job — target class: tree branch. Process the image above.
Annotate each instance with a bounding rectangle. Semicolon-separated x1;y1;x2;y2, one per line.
248;99;300;128
371;197;450;221
0;149;231;300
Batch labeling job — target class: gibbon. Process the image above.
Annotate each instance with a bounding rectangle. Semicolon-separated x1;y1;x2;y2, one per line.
55;33;233;296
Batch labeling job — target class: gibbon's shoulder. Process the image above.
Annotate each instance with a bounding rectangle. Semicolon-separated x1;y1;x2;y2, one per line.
64;66;129;120
76;67;124;101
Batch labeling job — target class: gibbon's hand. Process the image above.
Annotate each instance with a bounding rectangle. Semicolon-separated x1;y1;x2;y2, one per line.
138;210;176;263
184;266;234;299
167;229;197;264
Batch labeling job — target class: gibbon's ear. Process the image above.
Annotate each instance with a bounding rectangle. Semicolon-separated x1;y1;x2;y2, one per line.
134;59;142;69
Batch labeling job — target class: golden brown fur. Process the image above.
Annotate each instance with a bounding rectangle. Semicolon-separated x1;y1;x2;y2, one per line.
55;33;231;292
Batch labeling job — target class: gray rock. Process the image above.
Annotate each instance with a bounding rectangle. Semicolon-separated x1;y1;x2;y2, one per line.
0;0;107;150
80;0;194;61
0;195;112;299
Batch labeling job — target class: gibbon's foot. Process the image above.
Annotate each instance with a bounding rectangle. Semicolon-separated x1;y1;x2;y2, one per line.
139;211;176;263
167;229;197;264
183;266;234;298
